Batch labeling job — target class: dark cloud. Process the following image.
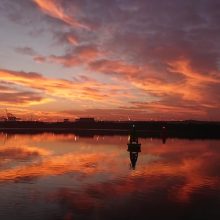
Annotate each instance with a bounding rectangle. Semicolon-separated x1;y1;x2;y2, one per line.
0;91;43;104
36;44;102;67
0;0;42;25
14;47;38;56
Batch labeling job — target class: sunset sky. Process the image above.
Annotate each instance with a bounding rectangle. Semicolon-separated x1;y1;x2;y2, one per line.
0;0;219;121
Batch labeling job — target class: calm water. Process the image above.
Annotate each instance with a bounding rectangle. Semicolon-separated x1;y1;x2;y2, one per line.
0;133;220;220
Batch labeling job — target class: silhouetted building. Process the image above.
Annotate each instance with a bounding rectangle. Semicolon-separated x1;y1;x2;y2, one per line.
75;117;95;122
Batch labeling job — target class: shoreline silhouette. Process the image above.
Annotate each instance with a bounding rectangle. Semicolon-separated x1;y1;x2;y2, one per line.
0;120;219;139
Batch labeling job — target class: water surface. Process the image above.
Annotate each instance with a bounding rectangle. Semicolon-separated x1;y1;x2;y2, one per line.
0;133;220;220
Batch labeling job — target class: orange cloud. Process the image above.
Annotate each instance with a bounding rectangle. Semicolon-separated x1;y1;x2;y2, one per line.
67;35;79;45
87;57;220;120
89;59;141;76
0;69;107;102
0;69;135;120
89;58;205;104
33;0;89;29
0;82;52;107
92;61;174;97
168;59;220;83
2;42;220;121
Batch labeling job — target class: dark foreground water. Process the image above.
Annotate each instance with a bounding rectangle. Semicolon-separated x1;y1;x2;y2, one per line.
0;133;220;220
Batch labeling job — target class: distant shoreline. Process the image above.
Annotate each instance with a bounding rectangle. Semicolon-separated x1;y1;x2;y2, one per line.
0;120;219;139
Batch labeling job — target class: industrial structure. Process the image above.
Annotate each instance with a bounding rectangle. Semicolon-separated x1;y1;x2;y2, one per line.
0;109;19;121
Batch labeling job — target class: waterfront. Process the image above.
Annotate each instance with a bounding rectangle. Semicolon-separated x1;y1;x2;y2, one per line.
0;133;220;220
